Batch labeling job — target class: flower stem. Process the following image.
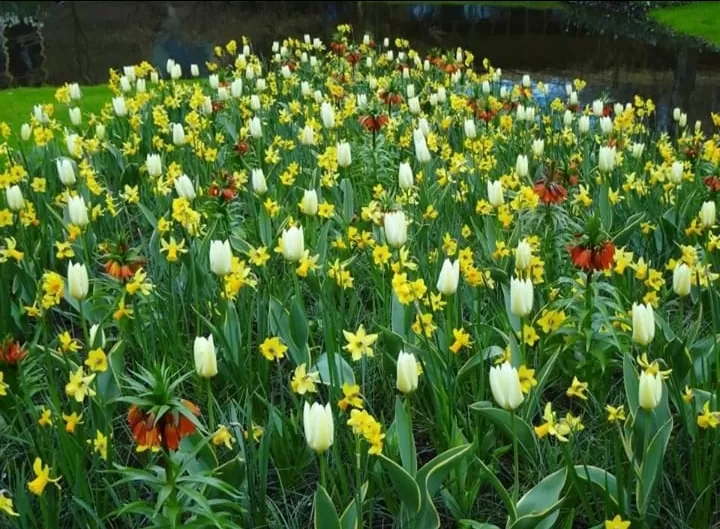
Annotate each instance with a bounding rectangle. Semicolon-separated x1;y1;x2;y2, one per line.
511;409;519;503
319;452;327;490
207;377;214;433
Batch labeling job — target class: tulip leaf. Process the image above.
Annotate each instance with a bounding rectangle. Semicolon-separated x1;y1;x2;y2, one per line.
223;303;243;369
459;521;501;529
97;340;125;402
477;457;517;521
612;212;644;246
340;178;354;224
637;417;673;516
470;402;536;460
395;397;417;476
377;454;421;512
316;221;332;264
258;207;272;247
511;468;567;529
339;482;368;529
572;465;624;509
391;293;408;338
313;485;342;529
598;183;613;231
313;353;355;387
267;295;308;366
622;352;639;416
509;498;566;529
289;295;309;358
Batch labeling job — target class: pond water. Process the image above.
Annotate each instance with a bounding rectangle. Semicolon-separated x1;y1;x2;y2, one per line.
2;1;719;127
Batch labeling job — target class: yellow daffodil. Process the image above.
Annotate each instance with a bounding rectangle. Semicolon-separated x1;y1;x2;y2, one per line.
342;325;378;361
566;377;589;400
290;363;320;395
605;515;631;529
27;458;61;496
259;336;287;362
64;367;96;403
212;425;236;449
62;411;84;433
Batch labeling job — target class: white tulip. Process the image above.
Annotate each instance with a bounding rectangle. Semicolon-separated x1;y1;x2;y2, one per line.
418;118;430;138
300;125;315;146
69;107;81;126
137;78;148;93
599;116;613;135
171;64;182;80
578;115;590;134
301;189;318;216
531;139;544;158
429;94;438;106
356;93;368;109
209;74;219;90
281;65;292;79
437;86;446;103
20;123;32;141
464;119;477;139
146;154;162;177
5;185;24;211
632;303;655;346
217;87;229;101
245;65;255;80
172;123;185;146
525;107;535;122
482;80;491;94
639;372;663;410
201;96;212;115
119;76;131;93
150;71;159;84
281;226;305;262
69;82;82;100
510;277;534;318
251;169;267;195
631;142;645;159
362;34;370;46
489;362;524;411
256;79;266;92
673;107;681;121
33;104;49;124
112;96;127;117
673;263;691;297
194;335;218;378
231;78;243;98
65;133;80;157
522;74;531;88
515;154;528;178
301;52;309;64
386;50;394;61
679;112;687;128
592;99;604;117
414;135;431;163
166;58;176;74
301;81;311;97
249;117;263;139
249;94;261;111
487;180;504;207
67;262;89;300
313;37;322;49
123;66;136;81
384;211;407;248
383;37;389;47
668;161;684;184
243;44;251;56
565;83;572;96
67;195;88;227
563;110;573;127
598;146;617;173
313;90;324;105
320;102;335;129
95;124;105;141
516;105;526;121
569;91;578;106
700;201;716;229
408;97;421;115
57;159;76;186
515;240;532;271
337;142;352;168
303;402;334;454
423;59;430;71
190;64;199;77
436;259;460;296
174;174;196;200
396;351;419;394
614;103;624;116
209;240;233;276
398;162;414;190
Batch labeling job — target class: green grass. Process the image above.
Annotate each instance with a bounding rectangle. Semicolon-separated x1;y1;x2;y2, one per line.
0;84;111;135
649;1;720;46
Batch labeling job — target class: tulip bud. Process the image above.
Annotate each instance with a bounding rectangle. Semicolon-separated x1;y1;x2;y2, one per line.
678;112;687;128
33;105;50;124
120;76;131;93
83;325;104;353
673;107;681;121
255;79;266;93
281;226;305;261
146;154;162;177
599;116;613;135
525;107;535;122
336;142;352;168
300;125;315;146
396;351;419;394
249;117;263;139
57;159;76;186
700;201;716;229
112;96;127;117
569;91;578;106
301;189;318;216
95;124;106;140
489;362;524;411
487;180;504;207
437;86;447;103
412;133;431;164
69;82;82;100
303;402;334;453
515;240;532;271
423;59;430;71
301;52;309;64
251;169;267;195
166;58;176;75
209;240;232;276
320;102;335;129
386;50;394;61
592;99;604;117
67;195;88;227
300;81;311;97
69;107;81;126
398;162;414;190
613;102;624;117
150;71;159;84
516;104;526;121
673;263;691;297
531;139;544;158
217;87;229;101
194;335;218;378
245;65;255;80
65;133;80;158
464;119;477;139
631;142;644;159
172;123;185;146
436;259;460;296
563;110;573;127
418;118;430;138
201;96;212;115
668;161;684;184
171;64;182;80
515;154;528;178
578;115;590;134
406;84;416;98
482;80;491;94
408;96;421;115
231;78;243;98
20;123;32;141
67;261;89;300
190;64;199;77
209;74;219;90
356;93;368;109
510;277;533;318
6;185;24;211
384;211;407;248
174;174;196;200
638;372;662;410
598;146;617;173
522;74;531;88
631;302;655;346
429;94;438;106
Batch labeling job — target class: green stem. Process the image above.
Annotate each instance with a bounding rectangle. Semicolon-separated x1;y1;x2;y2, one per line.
355;435;363;529
319;452;327;490
511;410;519;503
207;378;215;432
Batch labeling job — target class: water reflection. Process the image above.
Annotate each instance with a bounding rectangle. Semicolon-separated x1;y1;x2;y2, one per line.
1;1;718;126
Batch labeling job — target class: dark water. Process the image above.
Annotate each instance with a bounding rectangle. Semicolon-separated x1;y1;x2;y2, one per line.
2;1;719;126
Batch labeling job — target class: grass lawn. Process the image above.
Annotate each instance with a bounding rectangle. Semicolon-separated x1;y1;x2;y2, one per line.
0;84;111;135
649;1;720;47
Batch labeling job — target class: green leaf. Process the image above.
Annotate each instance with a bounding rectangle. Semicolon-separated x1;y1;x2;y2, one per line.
573;465;623;509
623;352;639;416
392;293;407;338
289;295;309;359
512;468;567;529
313;352;355;387
470;402;536;460
137;202;157;229
637;417;673;515
223;303;243;368
258;207;272;247
395;397;417;476
314;485;342;529
477;457;517;520
598;183;613;231
459;521;501;529
340;178;354;223
613;212;645;246
340;482;369;529
377;454;422;512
